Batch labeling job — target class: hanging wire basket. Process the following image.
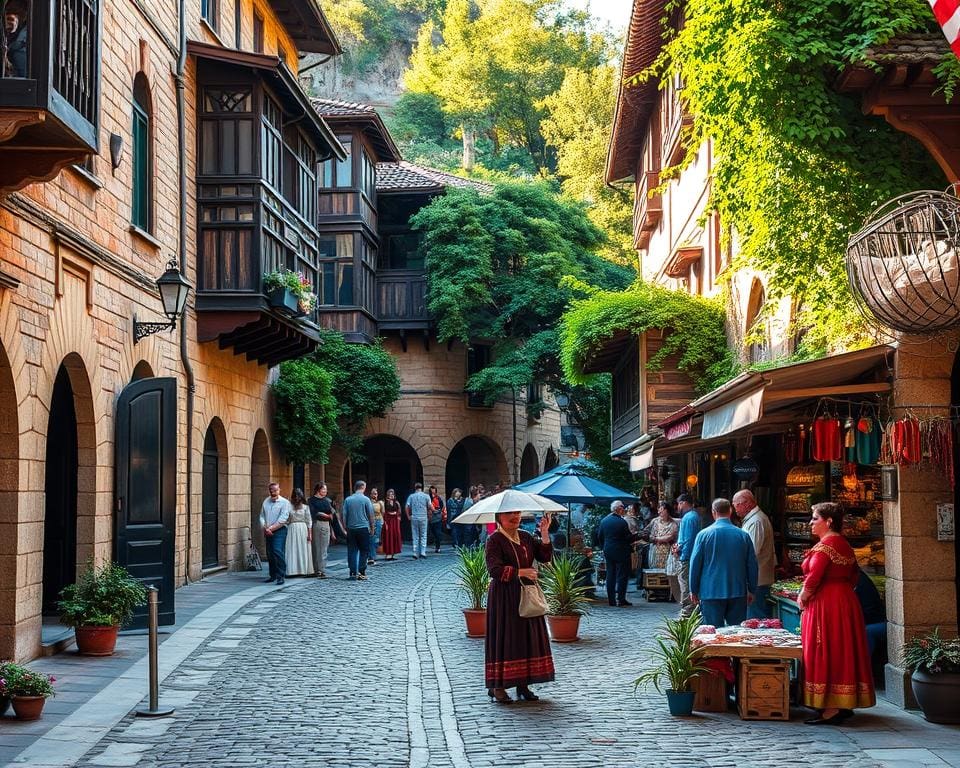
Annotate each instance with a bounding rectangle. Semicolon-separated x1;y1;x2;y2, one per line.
846;187;960;334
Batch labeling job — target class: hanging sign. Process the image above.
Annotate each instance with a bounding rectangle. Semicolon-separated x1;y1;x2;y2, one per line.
937;503;955;542
732;456;759;479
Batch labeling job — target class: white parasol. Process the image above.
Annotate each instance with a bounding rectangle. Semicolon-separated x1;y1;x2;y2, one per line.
451;489;566;525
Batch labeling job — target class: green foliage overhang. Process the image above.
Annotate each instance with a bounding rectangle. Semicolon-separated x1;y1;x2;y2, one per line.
560;282;733;393
630;0;955;351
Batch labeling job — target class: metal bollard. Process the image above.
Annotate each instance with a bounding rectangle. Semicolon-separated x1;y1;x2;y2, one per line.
136;586;174;717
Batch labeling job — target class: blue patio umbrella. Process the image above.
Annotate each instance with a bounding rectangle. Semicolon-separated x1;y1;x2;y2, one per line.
514;464;639;543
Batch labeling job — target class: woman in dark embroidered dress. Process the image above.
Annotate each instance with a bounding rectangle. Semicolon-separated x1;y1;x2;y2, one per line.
484;510;555;704
797;502;876;725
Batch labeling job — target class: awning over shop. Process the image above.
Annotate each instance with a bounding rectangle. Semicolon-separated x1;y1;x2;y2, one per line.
629;444;656;471
701;388;765;440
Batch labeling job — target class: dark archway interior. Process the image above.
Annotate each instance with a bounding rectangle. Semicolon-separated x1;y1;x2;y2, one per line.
202;425;220;569
250;430;271;558
42;365;78;614
354;435;423;541
520;443;539;482
445;435;506;497
951;350;960;634
544;447;559;471
131;360;154;381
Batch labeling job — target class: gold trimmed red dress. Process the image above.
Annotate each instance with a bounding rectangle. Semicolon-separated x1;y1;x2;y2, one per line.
801;534;876;710
484;529;555;690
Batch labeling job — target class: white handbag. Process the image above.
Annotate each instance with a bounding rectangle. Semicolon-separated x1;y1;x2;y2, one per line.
509;536;548;618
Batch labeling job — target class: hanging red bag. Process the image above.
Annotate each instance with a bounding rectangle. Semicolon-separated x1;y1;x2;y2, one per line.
811;417;842;462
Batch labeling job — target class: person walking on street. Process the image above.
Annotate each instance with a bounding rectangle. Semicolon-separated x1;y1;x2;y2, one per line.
381;488;402;560
340;480;375;580
446;488;466;547
428;485;446;553
406;482;431;559
673;493;701;618
595;500;639;607
308;482;336;579
461;486;480;547
368;487;384;566
260;482;291;585
284;488;313;577
689;498;759;627
734;489;777;619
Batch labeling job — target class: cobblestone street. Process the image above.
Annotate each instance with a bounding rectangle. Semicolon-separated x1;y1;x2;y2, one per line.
7;553;959;768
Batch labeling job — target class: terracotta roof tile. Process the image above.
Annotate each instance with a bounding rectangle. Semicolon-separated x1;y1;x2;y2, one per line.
859;32;950;65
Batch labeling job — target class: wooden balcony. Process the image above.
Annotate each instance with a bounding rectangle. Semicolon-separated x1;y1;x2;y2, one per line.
377;270;428;330
633;170;661;250
0;0;100;193
196;181;322;365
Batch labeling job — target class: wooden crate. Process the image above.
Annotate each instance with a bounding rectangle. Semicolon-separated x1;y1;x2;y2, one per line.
642;569;671;602
737;659;790;720
692;670;727;712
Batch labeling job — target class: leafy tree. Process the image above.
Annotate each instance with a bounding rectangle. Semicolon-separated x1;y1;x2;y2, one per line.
637;0;950;352
411;181;634;476
272;360;338;465
404;0;608;171
387;91;452;144
541;63;634;266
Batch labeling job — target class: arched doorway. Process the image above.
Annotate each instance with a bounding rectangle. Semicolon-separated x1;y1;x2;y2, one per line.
131;360;154;381
250;430;271;558
445;435;509;497
746;279;770;364
42;356;95;616
545;446;559;471
202;420;227;569
354;435;423;541
520;443;539;481
0;342;19;658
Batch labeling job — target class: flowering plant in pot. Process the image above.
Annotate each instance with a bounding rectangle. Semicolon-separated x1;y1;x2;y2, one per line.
454;545;489;638
901;627;960;724
58;561;147;656
262;269;318;315
1;662;55;720
539;551;592;643
633;608;708;716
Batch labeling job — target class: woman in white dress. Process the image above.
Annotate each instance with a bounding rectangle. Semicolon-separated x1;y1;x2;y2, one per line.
285;488;313;576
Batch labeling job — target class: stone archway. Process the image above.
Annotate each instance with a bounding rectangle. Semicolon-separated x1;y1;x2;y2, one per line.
202;418;228;570
354;435;423;542
520;443;540;482
250;429;271;558
0;340;19;659
445;435;509;498
131;360;154;381
545;446;559;471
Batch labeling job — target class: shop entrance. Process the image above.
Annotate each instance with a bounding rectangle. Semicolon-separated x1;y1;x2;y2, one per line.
42;365;78;615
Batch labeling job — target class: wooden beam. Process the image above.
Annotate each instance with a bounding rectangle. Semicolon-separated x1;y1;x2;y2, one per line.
765;382;891;402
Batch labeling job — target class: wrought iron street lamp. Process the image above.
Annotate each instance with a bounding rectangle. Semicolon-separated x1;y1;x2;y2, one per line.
133;260;192;344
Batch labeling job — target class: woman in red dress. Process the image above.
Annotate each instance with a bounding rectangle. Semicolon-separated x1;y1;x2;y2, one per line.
484;510;555;704
380;488;403;560
797;502;876;724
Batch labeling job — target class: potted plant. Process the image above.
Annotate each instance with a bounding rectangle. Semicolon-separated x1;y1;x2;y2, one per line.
262;269;318;316
1;662;55;720
901;626;960;724
58;561;148;656
633;608;708;716
539;551;592;642
454;545;488;638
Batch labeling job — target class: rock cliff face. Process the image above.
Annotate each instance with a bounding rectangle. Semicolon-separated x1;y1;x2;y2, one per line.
301;41;412;112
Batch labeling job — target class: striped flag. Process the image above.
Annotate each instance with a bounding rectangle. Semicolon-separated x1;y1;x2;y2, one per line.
930;0;960;58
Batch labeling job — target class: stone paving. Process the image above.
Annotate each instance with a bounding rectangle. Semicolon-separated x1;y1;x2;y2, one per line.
4;552;959;768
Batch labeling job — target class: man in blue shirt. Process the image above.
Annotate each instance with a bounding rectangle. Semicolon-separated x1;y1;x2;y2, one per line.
673;493;701;618
689;497;758;627
596;500;639;607
340;480;375;580
405;482;432;559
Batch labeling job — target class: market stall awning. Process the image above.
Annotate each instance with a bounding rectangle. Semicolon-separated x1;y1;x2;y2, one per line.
629;443;656;471
701;388;765;440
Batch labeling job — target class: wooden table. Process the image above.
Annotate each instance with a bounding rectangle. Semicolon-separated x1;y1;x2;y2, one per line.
697;641;803;720
700;642;802;660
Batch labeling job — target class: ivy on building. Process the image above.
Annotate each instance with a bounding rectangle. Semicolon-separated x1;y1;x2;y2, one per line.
633;0;953;353
272;330;401;464
560;281;735;395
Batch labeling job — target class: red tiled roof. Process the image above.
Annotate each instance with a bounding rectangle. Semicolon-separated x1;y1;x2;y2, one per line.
375;161;494;193
605;0;670;184
309;98;401;163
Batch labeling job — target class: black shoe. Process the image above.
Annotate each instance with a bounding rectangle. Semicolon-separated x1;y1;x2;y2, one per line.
489;688;513;704
804;712;845;726
516;685;539;702
618;600;633;607
264;577;276;583
276;578;285;585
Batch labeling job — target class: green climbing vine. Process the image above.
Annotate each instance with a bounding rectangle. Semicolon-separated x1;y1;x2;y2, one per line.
560;281;735;394
632;0;952;352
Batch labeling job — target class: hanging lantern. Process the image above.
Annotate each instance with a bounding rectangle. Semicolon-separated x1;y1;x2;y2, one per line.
686;473;698;487
846;188;960;334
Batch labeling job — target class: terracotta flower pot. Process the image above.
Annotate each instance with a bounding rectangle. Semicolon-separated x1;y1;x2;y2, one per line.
546;614;581;643
911;670;960;724
463;608;486;638
11;695;46;720
75;624;120;656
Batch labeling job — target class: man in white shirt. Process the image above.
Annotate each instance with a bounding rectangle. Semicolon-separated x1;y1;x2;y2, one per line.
733;489;776;619
405;482;432;559
260;482;292;585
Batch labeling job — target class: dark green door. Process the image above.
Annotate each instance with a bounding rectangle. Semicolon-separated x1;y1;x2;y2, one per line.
201;428;219;569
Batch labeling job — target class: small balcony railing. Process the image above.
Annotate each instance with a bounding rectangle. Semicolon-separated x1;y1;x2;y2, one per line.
376;270;428;328
633;170;662;250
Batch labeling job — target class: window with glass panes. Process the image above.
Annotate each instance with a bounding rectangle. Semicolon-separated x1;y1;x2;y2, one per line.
132;77;151;231
201;0;218;30
318;233;354;307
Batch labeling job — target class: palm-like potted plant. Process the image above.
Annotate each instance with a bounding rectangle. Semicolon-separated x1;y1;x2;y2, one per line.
539;551;592;642
901;627;960;724
58;561;147;656
454;545;489;638
1;662;55;720
633;608;709;716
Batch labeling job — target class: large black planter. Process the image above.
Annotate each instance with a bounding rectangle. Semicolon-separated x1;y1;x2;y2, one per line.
911;670;960;724
666;689;695;716
267;287;299;316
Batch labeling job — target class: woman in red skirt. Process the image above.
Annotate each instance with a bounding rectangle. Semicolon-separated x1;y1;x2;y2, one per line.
797;502;876;724
484;510;555;704
380;488;403;560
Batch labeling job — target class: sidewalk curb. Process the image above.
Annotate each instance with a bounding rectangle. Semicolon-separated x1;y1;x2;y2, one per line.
10;582;291;767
